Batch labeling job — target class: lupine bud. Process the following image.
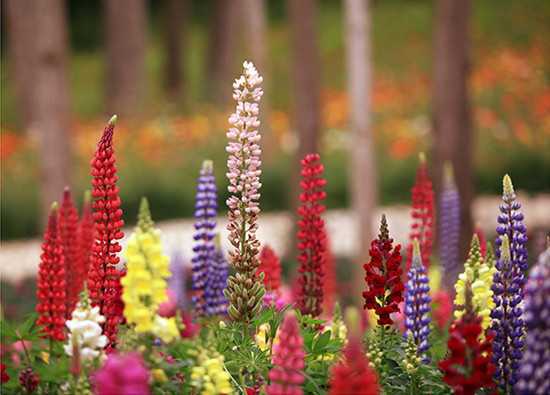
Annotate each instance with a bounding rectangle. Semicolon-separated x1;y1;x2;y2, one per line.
19;367;40;393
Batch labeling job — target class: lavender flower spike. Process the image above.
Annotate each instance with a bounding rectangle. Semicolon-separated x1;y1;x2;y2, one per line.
224;61;265;322
515;245;550;395
491;234;525;393
439;162;461;294
203;235;229;317
168;251;187;310
404;239;432;362
495;174;528;279
191;160;218;318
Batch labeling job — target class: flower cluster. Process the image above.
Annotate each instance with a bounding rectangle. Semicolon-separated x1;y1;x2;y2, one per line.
224;61;265;323
491;236;526;391
19;367;40;394
36;203;67;341
329;339;379;395
296;153;327;318
363;215;404;326
515;245;550;395
203;243;229;316
406;153;435;269
64;292;108;360
454;234;495;330
121;198;178;342
77;191;94;290
259;245;282;293
440;286;496;394
88;116;125;348
439;162;461;292
190;349;233;395
267;312;305;395
59;187;83;316
93;353;150;395
404;239;431;361
191;160;218;318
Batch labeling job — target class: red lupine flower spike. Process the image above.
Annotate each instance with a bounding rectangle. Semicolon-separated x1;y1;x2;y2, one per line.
36;202;67;341
363;215;404;326
258;245;282;292
406;153;435;270
59;186;82;316
296;153;327;318
77;190;94;289
88;115;125;350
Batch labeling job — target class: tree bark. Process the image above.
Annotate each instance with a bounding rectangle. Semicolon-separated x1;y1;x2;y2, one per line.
433;0;473;261
344;0;376;303
162;0;187;101
207;0;238;105
31;0;72;223
5;0;37;129
104;0;147;116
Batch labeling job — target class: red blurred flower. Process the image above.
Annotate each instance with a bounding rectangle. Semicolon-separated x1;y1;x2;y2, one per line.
1;363;9;383
363;215;404;326
267;312;305;395
296;153;327;318
36;203;66;341
259;245;282;292
406;154;434;270
329;338;379;395
19;367;39;393
439;313;496;395
59;187;82;316
88;116;125;350
432;289;453;330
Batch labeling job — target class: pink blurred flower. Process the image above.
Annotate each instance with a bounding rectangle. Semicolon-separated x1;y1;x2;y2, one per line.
93;353;150;395
158;289;178;318
432;290;453;330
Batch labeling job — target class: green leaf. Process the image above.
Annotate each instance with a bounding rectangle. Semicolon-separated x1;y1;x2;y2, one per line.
313;330;331;354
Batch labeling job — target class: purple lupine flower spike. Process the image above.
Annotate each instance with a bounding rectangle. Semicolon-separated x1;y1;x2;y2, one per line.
168;251;187;310
439;162;461;294
495;174;528;278
515;244;550;395
404;239;432;362
191;160;218;318
491;234;525;392
203;235;229;316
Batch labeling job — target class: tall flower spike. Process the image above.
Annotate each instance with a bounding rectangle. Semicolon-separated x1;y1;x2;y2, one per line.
191;160;218;318
407;152;435;269
168;251;187;310
495;174;528;278
475;226;487;257
224;61;265;322
439;282;496;394
258;245;282;293
515;246;550;395
296;153;327;317
266;312;305;395
60;186;83;317
77;191;94;291
454;234;495;330
491;234;526;392
404;239;431;361
439;162;461;293
202;236;229;317
329;338;379;395
363;215;404;326
88;116;125;349
36;202;67;341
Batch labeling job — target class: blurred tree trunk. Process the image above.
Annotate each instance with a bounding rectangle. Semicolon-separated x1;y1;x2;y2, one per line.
5;0;37;129
104;0;147;116
31;0;72;223
433;0;473;261
207;0;238;105
162;0;187;101
345;0;376;304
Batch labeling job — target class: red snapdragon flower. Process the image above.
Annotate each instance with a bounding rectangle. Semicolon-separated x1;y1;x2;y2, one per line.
36;203;66;341
439;311;496;394
296;153;327;318
329;338;379;395
259;245;282;292
88;116;125;349
77;191;94;289
59;187;82;316
406;153;434;270
363;215;404;326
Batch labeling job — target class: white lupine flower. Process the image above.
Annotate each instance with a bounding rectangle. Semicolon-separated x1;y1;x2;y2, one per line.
64;301;108;360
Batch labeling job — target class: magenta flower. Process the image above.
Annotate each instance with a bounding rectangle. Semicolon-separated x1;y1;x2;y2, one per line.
93;353;150;395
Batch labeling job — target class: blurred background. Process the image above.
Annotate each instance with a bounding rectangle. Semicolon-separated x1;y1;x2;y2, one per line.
1;0;549;317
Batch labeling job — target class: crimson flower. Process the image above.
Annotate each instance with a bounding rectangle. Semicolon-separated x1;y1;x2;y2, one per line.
36;203;66;341
296;153;327;317
1;363;9;383
258;245;282;292
87;116;125;349
363;215;404;326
